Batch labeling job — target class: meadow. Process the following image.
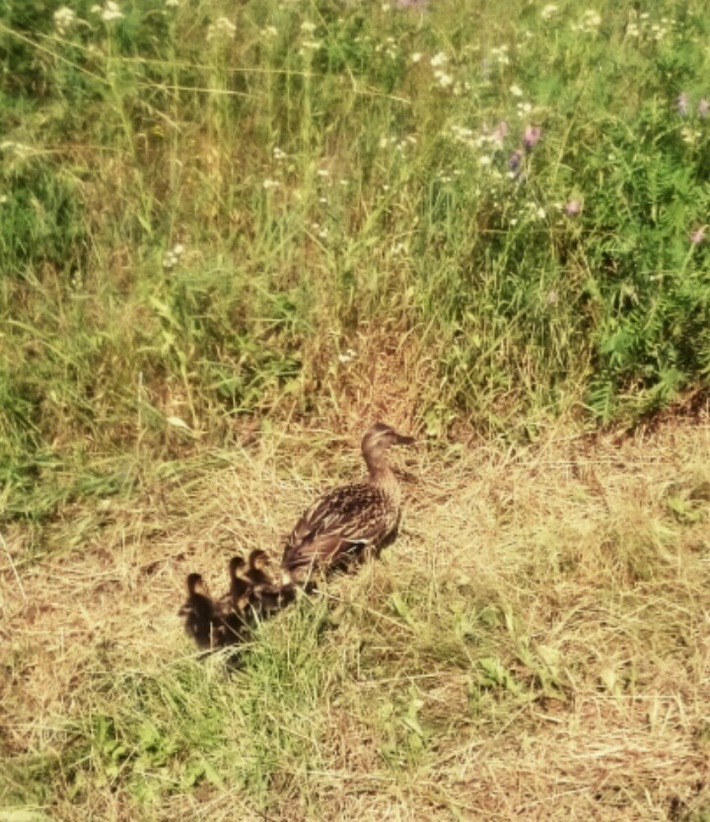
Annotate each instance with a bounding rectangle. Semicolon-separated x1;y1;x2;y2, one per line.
2;0;710;818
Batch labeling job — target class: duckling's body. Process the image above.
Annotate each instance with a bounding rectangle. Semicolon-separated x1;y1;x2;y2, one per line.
281;423;415;584
178;573;216;650
246;549;275;588
228;555;252;611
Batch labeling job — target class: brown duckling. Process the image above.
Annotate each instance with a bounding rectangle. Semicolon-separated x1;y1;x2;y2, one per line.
228;555;252;611
178;573;216;650
281;422;415;584
245;549;276;588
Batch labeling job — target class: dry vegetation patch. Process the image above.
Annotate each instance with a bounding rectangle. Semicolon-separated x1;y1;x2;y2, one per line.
2;417;710;819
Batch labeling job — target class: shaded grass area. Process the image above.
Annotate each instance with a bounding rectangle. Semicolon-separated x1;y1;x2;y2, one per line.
2;417;710;819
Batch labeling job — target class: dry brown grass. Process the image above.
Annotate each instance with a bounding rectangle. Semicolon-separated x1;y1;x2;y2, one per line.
2;415;710;820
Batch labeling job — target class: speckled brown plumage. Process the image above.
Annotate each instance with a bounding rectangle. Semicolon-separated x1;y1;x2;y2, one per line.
281;422;415;584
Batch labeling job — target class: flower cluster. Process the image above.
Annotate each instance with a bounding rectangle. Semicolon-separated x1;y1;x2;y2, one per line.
625;13;673;42
571;10;602;34
163;242;186;269
54;6;77;36
91;1;124;23
207;17;236;41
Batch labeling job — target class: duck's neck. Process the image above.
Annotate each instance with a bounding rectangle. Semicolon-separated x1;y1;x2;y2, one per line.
364;448;397;489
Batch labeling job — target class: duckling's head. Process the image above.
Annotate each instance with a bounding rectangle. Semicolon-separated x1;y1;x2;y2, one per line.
229;555;247;578
186;572;207;596
361;422;415;458
248;549;270;571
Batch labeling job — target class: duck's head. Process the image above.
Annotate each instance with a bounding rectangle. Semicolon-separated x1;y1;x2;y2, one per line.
361;422;416;457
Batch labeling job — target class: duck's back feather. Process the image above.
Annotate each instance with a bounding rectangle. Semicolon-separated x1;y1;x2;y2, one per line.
282;482;401;576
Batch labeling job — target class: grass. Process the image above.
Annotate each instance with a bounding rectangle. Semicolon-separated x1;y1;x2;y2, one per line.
3;417;710;819
2;0;710;818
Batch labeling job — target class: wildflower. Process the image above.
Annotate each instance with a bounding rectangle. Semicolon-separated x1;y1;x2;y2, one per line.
430;52;448;68
565;200;582;216
91;1;124;22
509;149;523;173
434;70;453;89
690;226;706;245
207;17;236;40
522;125;542;151
165;0;179;7
546;289;559;306
541;4;558;20
162;242;186;269
699;99;709;119
576;9;601;32
411;52;423;63
300;21;317;34
262;179;280;190
54;6;77;35
509;84;524;97
316;168;330;178
677;92;689;116
479;155;492;167
337;348;357;364
273;146;286;161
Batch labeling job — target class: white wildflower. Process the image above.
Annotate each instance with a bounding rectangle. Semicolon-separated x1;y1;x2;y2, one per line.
263;179;280;190
430;52;448;68
165;0;179;7
207;16;236;41
337;348;357;364
541;4;558;21
54;6;77;35
94;1;124;22
434;70;453;89
300;20;317;34
162;243;186;270
509;84;524;97
411;52;422;63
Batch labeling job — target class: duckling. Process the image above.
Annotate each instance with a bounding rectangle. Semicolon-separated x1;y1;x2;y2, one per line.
178;573;216;650
246;549;275;588
281;422;415;584
228;555;252;611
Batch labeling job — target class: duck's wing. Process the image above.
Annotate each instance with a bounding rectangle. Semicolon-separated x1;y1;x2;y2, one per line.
282;483;397;575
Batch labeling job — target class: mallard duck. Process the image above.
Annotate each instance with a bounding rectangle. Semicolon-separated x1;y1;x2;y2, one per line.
178;573;216;650
281;422;415;584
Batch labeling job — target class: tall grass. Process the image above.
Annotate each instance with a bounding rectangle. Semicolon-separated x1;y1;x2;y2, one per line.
2;1;710;492
2;2;710;816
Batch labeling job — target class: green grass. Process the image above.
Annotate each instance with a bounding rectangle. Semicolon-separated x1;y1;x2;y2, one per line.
2;0;710;818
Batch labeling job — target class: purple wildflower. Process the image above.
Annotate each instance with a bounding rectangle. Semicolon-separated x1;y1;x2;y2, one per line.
699;98;709;119
509;149;523;173
565;200;582;216
690;226;706;245
522;125;542;151
677;92;689;116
